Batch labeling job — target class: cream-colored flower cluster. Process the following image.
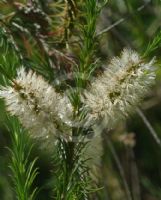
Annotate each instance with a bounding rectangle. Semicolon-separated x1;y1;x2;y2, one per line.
83;49;156;128
0;49;156;143
0;49;156;167
0;68;72;140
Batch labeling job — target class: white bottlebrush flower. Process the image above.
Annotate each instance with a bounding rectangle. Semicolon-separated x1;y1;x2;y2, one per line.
83;49;156;128
0;67;73;140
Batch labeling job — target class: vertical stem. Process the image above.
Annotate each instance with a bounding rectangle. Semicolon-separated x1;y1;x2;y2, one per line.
106;137;132;200
57;1;100;199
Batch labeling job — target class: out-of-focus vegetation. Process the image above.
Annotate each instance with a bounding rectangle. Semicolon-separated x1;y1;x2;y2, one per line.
0;0;161;199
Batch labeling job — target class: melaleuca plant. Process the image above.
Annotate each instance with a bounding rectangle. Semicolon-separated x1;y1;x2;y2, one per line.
0;0;160;200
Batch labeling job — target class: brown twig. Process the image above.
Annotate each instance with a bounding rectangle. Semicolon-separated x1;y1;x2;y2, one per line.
96;0;152;37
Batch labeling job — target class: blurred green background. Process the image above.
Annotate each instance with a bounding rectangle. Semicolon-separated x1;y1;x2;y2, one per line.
0;0;161;199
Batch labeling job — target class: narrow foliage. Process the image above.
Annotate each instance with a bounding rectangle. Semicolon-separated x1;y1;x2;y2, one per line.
7;117;38;200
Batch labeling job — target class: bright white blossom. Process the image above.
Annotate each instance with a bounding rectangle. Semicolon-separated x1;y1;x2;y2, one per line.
83;49;156;128
0;48;156;163
0;68;73;140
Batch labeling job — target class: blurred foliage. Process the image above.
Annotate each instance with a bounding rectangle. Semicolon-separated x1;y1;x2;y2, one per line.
0;0;161;200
